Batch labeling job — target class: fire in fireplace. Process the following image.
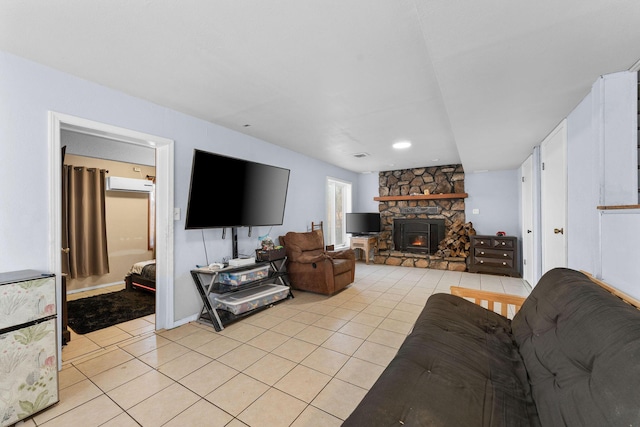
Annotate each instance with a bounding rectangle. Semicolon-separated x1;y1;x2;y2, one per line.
409;234;429;248
393;219;445;254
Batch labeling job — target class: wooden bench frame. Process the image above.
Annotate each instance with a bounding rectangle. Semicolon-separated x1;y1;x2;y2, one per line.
450;286;526;317
580;271;640;309
451;271;640;317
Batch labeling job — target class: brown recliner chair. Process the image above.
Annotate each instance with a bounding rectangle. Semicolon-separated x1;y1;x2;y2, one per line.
282;231;356;295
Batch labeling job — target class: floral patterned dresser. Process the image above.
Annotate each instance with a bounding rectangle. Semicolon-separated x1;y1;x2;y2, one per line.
0;270;58;426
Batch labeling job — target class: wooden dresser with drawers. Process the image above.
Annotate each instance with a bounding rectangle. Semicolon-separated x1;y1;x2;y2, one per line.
468;235;519;277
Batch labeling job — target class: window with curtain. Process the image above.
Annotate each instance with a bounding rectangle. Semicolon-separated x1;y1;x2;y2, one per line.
326;177;352;248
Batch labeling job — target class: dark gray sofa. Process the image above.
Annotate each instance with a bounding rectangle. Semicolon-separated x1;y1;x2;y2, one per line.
343;268;640;426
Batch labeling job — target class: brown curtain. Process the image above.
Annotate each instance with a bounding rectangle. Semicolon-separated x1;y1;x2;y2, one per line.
61;165;110;278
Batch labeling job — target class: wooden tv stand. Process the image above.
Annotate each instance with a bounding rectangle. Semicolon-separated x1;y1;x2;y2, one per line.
350;235;378;264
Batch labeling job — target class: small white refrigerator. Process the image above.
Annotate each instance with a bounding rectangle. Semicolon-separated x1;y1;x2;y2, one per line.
0;270;59;426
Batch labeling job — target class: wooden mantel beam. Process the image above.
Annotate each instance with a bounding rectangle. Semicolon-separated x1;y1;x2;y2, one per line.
374;193;468;202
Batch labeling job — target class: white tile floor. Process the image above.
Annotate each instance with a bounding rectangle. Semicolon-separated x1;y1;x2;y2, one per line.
22;263;531;427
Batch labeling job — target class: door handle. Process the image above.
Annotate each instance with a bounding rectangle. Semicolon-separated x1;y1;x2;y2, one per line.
61;247;70;253
527;230;532;234
553;228;564;235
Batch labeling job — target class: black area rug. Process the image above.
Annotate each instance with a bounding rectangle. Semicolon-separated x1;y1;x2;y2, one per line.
67;289;155;334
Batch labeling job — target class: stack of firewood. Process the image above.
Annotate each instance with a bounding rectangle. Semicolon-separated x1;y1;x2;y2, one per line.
435;221;476;258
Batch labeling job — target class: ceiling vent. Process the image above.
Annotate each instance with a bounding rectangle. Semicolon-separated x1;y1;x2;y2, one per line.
352;152;370;158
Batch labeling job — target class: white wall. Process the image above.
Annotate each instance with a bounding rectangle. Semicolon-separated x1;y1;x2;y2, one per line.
464;170;520;237
0;51;358;323
355;172;379;213
600;209;640;298
599;73;638;205
565;71;640;299
567;87;600;273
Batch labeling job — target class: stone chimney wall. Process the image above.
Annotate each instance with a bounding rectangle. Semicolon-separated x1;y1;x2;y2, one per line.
375;164;468;270
379;165;465;199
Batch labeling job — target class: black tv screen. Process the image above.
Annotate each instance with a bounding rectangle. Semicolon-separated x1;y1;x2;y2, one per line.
185;149;290;229
346;213;381;235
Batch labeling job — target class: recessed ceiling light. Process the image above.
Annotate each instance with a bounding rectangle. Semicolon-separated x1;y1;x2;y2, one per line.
392;141;411;149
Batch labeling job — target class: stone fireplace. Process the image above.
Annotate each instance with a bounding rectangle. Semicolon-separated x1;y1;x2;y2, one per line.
374;164;468;271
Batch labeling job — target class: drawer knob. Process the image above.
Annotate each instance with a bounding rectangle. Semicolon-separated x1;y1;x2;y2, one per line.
481;251;485;255
503;253;507;257
501;242;505;245
480;260;484;264
503;262;507;265
480;241;484;244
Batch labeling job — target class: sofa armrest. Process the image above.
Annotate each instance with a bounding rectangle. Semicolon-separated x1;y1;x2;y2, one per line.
327;248;355;261
450;286;526;318
293;253;330;264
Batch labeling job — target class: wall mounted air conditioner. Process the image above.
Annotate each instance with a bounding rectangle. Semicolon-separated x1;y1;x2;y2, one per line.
106;176;154;193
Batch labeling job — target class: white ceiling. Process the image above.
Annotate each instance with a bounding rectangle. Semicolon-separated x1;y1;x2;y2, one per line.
2;1;640;173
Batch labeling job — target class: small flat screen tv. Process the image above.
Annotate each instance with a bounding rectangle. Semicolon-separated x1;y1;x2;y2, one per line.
185;149;290;229
346;212;381;235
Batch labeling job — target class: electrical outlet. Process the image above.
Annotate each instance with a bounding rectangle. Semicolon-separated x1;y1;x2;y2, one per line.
173;208;181;221
133;167;141;172
472;208;480;214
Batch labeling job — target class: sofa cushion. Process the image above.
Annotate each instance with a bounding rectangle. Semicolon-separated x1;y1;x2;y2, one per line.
512;268;640;427
344;293;539;426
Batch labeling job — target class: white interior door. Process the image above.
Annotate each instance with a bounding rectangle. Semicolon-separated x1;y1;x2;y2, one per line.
521;154;535;285
540;120;568;273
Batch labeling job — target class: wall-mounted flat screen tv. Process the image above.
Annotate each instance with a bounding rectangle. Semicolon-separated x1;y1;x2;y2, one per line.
185;149;290;229
346;212;381;235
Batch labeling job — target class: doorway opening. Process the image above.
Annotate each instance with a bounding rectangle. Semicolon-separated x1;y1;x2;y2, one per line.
49;112;174;365
62;148;157;349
